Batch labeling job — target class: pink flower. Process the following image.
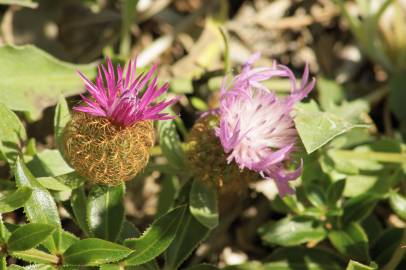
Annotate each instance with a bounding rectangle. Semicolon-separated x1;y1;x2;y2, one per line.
74;58;178;127
215;53;315;196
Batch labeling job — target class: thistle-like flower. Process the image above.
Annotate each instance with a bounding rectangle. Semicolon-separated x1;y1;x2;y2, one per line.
187;53;314;197
216;53;315;196
63;58;177;185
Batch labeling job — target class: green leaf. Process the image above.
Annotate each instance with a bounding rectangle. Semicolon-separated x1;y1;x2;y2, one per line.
0;45;96;119
343;194;381;225
9;265;56;270
116;221;159;270
63;238;132;266
389;191;406;220
0;0;37;8
0;103;26;165
36;177;71;191
54;96;71;155
389;73;406;121
294;100;369;154
11;248;59;264
189;179;218;229
87;184;125;241
7;223;55;251
27;149;73;177
259;216;327;247
327;180;346;206
0;187;32;213
186;265;219;270
157;120;186;170
71;187;91;236
156;176;180;218
164;208;211;270
124;205;186;266
100;264;120;270
317;77;345;111
328;223;370;263
346;260;377;270
266;247;343;270
371;228;403;266
0;255;5;270
14;157;61;252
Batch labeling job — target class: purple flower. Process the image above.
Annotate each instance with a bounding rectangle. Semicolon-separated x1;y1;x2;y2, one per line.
74;58;178;127
215;53;315;196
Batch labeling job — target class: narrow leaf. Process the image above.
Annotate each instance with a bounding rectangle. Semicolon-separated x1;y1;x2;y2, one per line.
63;238;132;266
11;249;59;264
328;223;370;263
71;187;91;236
7;223;55;251
124;206;186;266
346;260;377;270
189;179;218;229
0;103;26;165
389;191;406;220
14;157;61;252
54;96;71;154
158;120;186;170
165;208;210;270
0;187;32;213
87;184;125;241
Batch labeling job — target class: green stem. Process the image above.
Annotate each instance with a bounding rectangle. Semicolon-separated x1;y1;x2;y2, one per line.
332;150;406;164
120;0;139;57
150;143;190;157
382;226;406;270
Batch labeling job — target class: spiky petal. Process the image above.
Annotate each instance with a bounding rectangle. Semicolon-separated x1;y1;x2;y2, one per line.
74;58;178;127
215;53;315;196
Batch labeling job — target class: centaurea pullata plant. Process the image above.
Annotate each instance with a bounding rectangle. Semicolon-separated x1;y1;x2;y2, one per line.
63;58;177;185
187;53;315;197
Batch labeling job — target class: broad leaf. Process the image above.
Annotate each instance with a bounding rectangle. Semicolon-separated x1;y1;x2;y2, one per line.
294;100;369;153
7;223;55;251
328;223;370;263
189;179;218;229
0;45;96;119
87;184;125;241
63;238;132;266
164;208;210;270
157;120;186;170
389;191;406;221
0;187;32;213
0;103;26;165
259;216;327;247
124;205;186;266
14;157;61;252
54;96;71;154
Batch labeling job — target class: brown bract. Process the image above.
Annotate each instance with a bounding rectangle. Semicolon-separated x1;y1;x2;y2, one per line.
186;115;258;212
63;112;154;185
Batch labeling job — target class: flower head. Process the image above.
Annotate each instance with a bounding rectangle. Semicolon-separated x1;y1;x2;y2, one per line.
74;58;177;127
63;57;177;185
215;53;315;196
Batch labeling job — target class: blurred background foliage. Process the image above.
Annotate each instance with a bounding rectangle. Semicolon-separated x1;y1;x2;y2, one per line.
0;0;406;269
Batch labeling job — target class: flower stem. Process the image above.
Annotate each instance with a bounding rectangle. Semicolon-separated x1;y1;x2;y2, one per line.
382;226;406;270
332;150;406;164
